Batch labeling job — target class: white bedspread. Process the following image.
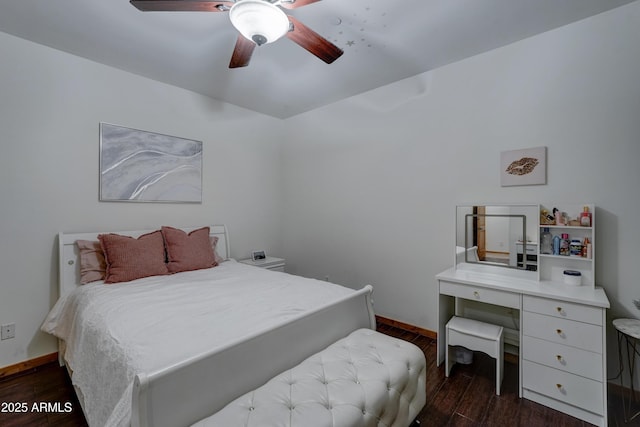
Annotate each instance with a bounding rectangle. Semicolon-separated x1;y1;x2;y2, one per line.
41;260;354;427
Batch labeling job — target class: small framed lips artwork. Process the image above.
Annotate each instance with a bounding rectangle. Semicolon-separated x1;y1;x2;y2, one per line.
500;146;547;186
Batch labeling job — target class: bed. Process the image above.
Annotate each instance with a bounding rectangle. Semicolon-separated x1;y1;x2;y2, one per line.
42;225;376;427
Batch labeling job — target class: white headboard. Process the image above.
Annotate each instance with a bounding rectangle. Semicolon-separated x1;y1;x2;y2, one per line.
58;225;229;300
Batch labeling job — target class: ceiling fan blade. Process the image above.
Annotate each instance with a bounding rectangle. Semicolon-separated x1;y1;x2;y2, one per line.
130;0;233;12
286;16;343;64
279;0;322;10
229;35;256;68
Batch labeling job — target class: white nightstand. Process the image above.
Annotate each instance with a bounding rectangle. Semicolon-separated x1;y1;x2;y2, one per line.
239;257;285;272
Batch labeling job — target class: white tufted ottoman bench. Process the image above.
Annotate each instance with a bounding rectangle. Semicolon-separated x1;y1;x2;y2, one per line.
192;328;426;427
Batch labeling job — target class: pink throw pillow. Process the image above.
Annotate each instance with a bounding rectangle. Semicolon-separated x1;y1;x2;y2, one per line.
210;236;225;264
162;226;217;273
76;240;106;284
98;231;169;283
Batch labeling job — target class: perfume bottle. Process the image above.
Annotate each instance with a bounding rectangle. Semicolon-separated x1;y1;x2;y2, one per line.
580;206;592;227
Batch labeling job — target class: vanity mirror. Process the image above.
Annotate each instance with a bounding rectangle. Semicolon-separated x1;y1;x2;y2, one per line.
456;205;538;271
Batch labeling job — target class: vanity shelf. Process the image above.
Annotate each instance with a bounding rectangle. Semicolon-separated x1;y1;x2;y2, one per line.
538;254;593;262
539;204;595;288
542;225;592;230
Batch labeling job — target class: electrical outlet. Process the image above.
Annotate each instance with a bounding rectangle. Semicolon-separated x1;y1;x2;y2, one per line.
1;323;15;340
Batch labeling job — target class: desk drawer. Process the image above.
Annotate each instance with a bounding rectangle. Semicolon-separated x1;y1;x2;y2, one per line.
523;295;602;325
517;244;538;255
522;335;602;381
439;281;519;309
523;360;603;415
523;311;602;353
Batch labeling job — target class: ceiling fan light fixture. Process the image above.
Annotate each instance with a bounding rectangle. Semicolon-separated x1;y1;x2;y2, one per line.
229;0;290;46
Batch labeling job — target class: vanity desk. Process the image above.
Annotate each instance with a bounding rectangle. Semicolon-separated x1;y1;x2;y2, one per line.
441;204;610;426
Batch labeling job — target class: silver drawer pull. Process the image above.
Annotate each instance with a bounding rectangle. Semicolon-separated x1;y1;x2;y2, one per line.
473;291;480;298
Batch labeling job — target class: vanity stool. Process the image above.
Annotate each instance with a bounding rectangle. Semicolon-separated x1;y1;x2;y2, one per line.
446;316;504;395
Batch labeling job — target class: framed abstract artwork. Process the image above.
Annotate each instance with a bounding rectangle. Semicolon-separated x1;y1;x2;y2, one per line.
500;146;547;187
99;123;202;203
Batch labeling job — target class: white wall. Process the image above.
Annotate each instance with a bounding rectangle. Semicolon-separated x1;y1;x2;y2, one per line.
0;32;286;367
282;1;640;382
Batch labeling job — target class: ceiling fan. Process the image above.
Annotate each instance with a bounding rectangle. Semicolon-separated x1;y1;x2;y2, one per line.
130;0;344;68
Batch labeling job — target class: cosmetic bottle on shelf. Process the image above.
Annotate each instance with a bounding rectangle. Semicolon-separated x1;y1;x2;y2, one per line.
553;208;564;225
541;228;553;254
586;239;593;259
570;239;583;257
580;206;592;227
560;233;570;256
553;235;561;256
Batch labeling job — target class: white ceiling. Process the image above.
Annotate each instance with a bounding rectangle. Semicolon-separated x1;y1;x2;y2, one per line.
0;0;635;118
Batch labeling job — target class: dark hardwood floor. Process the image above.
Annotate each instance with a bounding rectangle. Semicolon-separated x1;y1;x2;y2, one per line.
0;324;633;426
0;359;87;427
